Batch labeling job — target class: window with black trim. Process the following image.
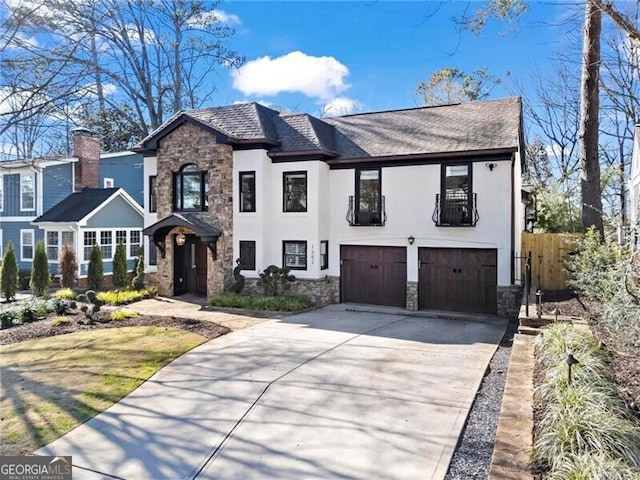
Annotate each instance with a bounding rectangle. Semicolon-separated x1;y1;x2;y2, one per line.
355;168;382;225
438;163;475;226
173;164;208;212
283;171;307;212
320;240;328;270
239;172;256;212
149;176;157;213
283;241;307;270
239;241;256;270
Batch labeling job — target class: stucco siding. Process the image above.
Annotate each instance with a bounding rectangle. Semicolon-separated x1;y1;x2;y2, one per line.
100;153;144;206
85;196;143;228
43;163;74;211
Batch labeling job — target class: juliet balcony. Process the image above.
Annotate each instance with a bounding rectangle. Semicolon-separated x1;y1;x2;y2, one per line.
346;195;386;226
432;192;479;227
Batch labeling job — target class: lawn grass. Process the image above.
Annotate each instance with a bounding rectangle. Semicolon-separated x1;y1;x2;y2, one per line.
0;326;207;455
208;291;314;312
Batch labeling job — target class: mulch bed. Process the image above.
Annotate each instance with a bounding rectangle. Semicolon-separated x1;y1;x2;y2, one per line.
0;314;231;346
537;289;640;407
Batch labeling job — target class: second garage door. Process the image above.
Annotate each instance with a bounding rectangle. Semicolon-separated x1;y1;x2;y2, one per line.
419;248;497;314
341;245;407;308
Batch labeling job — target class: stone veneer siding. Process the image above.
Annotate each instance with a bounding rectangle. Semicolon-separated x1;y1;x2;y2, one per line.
406;281;418;311
154;123;234;297
243;277;340;307
497;285;523;320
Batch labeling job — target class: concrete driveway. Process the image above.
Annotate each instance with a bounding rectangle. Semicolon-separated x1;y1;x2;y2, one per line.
38;305;506;480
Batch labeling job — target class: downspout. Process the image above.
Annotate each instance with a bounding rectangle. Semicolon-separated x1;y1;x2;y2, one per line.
510;152;515;285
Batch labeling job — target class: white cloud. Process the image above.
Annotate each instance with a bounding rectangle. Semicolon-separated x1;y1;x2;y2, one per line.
188;9;241;27
321;97;362;117
232;51;350;101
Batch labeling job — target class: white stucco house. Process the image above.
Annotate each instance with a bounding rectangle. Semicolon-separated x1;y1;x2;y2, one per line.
133;98;525;318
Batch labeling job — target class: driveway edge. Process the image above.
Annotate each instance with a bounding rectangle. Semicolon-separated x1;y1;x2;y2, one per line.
488;333;535;480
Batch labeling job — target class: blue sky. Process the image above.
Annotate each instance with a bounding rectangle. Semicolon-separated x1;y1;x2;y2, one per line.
211;1;576;116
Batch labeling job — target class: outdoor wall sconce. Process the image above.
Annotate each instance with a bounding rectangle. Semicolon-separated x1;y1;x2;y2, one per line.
175;232;186;246
408;236;415;245
486;163;498;171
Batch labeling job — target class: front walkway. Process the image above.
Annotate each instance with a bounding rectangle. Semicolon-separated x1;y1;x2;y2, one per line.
38;304;506;480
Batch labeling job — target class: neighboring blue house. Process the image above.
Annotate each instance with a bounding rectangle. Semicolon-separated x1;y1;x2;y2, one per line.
0;128;144;281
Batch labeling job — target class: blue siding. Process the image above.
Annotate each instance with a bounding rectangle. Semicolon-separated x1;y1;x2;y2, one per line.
80;259;135;276
43;163;73;211
0;220;45;271
86;196;143;229
100;153;144;206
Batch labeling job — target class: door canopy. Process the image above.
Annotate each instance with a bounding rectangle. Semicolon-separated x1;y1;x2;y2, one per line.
143;213;222;260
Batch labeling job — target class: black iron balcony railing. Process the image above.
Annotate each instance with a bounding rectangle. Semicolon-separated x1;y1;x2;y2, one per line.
432;193;479;226
346;195;386;226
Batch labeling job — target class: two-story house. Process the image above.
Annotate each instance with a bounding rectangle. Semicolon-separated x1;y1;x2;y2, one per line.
135;98;525;318
0;128;144;282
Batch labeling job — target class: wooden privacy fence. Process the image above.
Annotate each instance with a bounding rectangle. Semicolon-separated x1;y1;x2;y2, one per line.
520;233;583;290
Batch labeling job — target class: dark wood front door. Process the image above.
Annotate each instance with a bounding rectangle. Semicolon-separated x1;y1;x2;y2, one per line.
173;235;208;295
341;245;407;308
418;248;497;314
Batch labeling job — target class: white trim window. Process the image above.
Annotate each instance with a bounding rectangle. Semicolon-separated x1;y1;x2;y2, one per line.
83;229;143;262
129;230;141;257
20;172;35;211
0;174;3;212
46;230;74;262
21;229;34;261
104;177;115;188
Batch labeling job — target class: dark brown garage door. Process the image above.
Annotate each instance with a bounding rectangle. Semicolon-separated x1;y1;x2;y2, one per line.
419;248;497;314
341;246;407;308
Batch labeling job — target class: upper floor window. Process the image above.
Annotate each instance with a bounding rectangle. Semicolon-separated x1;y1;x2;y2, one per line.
173;163;208;212
283;171;307;212
21;173;35;211
103;178;115;188
355;168;383;225
149;176;157;213
434;163;478;226
239;171;256;212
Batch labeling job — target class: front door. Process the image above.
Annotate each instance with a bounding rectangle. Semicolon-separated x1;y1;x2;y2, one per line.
173;235;208;295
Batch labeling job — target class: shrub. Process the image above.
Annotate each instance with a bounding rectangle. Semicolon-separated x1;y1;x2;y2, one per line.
0;308;17;329
54;288;76;300
19;302;40;323
30;241;51;297
109;310;139;321
209;291;313;312
257;265;296;297
533;324;640;475
112;242;128;288
131;246;145;290
78;289;104;323
51;317;73;327
46;297;74;315
97;286;156;305
1;242;19;301
58;244;78;288
87;244;104;290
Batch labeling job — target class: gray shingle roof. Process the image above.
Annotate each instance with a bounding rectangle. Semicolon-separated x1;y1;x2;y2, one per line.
33;188;119;223
323;97;522;158
134;98;521;160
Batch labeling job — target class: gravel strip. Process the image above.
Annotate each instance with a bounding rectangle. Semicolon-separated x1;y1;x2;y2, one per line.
444;319;518;480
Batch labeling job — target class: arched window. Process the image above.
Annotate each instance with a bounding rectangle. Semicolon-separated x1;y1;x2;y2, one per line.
173;163;208;212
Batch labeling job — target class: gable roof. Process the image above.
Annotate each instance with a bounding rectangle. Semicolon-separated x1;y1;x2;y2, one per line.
32;188;142;224
133;97;522;162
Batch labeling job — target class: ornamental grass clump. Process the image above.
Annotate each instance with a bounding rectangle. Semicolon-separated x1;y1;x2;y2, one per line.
533;323;640;477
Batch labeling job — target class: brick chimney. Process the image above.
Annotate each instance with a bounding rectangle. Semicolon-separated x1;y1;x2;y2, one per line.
71;127;101;191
